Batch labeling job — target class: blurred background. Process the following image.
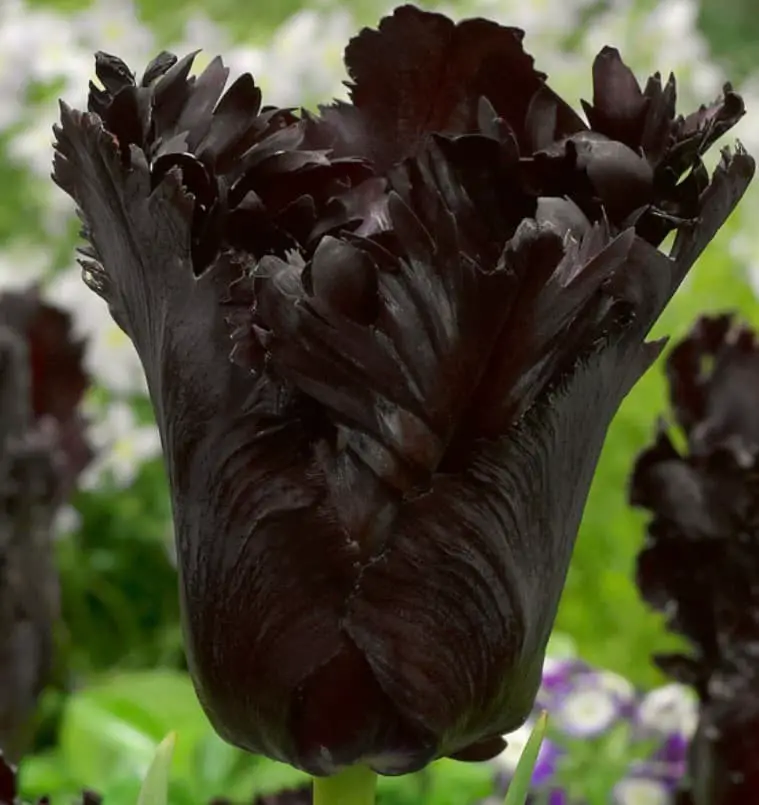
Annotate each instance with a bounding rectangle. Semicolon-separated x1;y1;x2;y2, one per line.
1;0;758;802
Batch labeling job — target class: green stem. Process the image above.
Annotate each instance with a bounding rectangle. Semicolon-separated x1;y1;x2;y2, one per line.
313;765;377;805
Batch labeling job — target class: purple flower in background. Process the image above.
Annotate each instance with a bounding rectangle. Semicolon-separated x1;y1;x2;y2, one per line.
52;2;752;776
495;656;696;803
536;658;589;707
551;667;636;739
536;659;637;738
630;314;759;804
635;685;698;741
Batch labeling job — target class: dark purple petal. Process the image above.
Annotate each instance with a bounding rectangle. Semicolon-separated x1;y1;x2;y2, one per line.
664;86;745;180
581;47;648;148
316;4;584;170
666;314;759;455
0;753;16;803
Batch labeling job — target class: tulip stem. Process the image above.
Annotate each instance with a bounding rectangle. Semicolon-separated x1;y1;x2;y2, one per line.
313;765;377;805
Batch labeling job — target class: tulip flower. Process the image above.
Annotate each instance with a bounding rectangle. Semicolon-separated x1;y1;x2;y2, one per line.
0;289;90;760
630;315;759;805
52;2;752;794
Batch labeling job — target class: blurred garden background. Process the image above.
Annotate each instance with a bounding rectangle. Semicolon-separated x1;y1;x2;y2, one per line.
1;0;758;802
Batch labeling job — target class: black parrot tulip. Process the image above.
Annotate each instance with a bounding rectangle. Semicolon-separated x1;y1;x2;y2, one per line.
630;315;759;805
0;289;90;760
52;4;753;776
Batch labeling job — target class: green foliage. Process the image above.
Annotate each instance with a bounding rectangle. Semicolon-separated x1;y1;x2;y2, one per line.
699;0;759;82
57;460;180;675
20;670;500;805
20;670;309;804
554;721;657;803
136;733;175;805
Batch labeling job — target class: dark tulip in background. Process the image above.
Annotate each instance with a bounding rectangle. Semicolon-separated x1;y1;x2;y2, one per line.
53;3;753;777
631;314;759;805
0;290;90;761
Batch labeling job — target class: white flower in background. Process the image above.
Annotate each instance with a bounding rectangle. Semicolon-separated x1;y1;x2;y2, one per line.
612;776;671;805
175;13;238;66
730;82;759;294
597;670;637;703
70;0;155;95
47;266;148;395
179;13;233;54
221;44;267;86
726;229;759;298
174;8;350;108
748;262;759;298
733;76;759;155
171;14;266;83
53;504;82;539
495;720;533;772
458;0;595;32
554;685;621;737
494;719;562;788
7;108;58;179
580;0;722;104
0;0;34;128
8;101;87;237
447;0;593;75
82;400;161;488
0;242;50;289
636;684;698;738
244;8;354;107
0;0;89;129
0;0;89;103
7;0;156;184
23;8;90;96
642;0;722;96
552;669;635;738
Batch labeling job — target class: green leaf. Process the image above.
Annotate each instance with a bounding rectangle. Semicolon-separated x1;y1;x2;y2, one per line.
60;694;157;789
18;752;77;803
504;713;548;805
136;733;176;805
423;759;494;805
58;670;214;791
